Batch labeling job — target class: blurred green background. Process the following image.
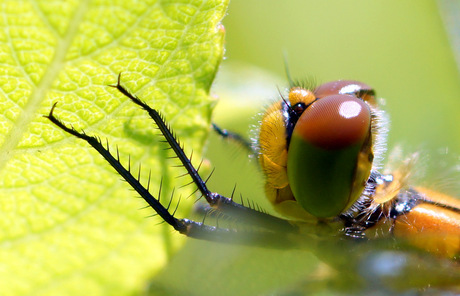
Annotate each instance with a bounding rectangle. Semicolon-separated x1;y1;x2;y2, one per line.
222;0;460;151
206;0;460;200
150;1;460;295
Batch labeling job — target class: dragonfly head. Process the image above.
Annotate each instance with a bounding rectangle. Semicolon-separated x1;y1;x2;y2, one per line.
259;80;375;219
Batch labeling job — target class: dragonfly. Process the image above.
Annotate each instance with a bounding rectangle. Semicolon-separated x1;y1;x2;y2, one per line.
46;74;460;290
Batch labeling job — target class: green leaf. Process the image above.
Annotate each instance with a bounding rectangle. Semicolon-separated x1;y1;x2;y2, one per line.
0;0;227;295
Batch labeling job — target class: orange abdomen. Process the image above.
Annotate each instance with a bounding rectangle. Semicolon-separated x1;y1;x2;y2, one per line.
393;188;460;258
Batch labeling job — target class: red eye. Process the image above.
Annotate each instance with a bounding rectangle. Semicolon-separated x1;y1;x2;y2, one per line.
314;80;376;106
293;94;371;150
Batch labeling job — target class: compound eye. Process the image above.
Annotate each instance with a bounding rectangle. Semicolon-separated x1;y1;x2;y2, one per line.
286;94;372;218
294;94;370;150
315;80;376;106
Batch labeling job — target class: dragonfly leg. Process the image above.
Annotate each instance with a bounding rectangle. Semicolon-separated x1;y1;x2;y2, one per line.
45;75;297;245
108;74;296;233
211;123;256;156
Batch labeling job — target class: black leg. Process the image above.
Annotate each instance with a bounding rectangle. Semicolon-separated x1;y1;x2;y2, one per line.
212;123;256;156
107;74;295;232
45;74;298;245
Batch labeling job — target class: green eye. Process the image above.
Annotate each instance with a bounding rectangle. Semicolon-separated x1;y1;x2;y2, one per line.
287;94;372;218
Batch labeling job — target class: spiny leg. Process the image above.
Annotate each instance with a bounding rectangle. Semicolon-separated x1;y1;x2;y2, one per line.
45;76;297;245
45;104;296;246
46;103;187;232
211;123;256;156
108;74;296;233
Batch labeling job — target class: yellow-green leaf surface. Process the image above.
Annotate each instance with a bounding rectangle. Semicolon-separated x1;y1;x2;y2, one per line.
0;0;227;295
